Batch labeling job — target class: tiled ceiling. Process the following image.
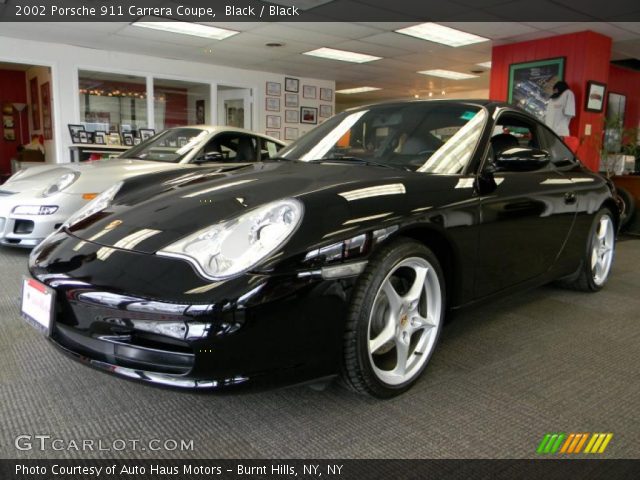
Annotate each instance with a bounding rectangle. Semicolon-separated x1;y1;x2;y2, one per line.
0;20;639;108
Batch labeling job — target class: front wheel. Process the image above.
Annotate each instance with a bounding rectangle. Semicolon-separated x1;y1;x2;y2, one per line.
560;208;616;292
341;239;445;398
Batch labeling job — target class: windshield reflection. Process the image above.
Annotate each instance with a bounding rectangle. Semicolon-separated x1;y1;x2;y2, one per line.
125;128;209;163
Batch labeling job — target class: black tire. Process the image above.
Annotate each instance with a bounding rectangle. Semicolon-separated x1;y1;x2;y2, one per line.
559;208;616;292
617;187;636;231
341;238;446;398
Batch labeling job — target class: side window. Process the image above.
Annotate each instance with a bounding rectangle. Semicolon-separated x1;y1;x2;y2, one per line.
199;133;258;162
540;125;575;165
489;113;549;172
261;139;282;160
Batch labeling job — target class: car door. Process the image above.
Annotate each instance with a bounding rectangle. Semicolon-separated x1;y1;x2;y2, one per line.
475;111;578;297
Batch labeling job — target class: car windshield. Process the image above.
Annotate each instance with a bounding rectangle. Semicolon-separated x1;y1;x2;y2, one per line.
124;128;209;162
277;102;487;173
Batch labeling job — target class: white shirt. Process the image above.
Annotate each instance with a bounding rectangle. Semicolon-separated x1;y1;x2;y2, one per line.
544;89;575;137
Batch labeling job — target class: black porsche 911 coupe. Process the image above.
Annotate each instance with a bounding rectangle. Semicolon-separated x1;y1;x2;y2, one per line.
23;100;618;397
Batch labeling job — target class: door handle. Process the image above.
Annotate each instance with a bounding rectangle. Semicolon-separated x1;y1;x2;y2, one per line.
564;192;577;205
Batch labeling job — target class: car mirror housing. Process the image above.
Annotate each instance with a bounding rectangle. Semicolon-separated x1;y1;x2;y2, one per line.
495;148;550;172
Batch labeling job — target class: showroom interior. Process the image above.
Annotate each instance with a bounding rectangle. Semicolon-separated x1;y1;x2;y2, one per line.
1;11;640;461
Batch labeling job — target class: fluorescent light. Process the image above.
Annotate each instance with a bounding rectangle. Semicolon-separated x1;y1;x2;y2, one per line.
303;47;381;64
477;61;492;68
417;69;478;80
336;86;381;94
133;20;239;40
395;23;488;47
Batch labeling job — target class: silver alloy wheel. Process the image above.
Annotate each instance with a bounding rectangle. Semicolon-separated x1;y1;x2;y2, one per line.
367;256;442;386
591;214;615;286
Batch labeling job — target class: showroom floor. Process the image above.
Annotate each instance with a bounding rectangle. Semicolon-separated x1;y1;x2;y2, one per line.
1;239;639;459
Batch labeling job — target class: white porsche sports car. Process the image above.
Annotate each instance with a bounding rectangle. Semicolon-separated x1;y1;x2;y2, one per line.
0;126;284;247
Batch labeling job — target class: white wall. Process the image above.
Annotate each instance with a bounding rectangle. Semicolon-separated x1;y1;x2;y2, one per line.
0;35;334;164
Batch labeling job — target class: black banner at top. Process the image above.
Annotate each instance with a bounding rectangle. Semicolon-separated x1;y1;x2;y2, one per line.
1;0;640;21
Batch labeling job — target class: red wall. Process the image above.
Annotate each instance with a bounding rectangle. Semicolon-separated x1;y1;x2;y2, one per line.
490;31;612;171
0;69;28;175
608;64;640;133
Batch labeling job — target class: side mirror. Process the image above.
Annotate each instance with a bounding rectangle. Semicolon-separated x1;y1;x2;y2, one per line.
495;147;550;172
194;151;223;164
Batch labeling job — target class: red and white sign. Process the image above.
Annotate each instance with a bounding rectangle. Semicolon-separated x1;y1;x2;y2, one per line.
21;278;54;334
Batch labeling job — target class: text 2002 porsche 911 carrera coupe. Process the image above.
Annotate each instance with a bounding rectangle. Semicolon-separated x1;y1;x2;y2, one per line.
23;100;618;398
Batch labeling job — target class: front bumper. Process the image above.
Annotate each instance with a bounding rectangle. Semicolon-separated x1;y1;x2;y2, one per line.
28;231;354;391
0;192;85;247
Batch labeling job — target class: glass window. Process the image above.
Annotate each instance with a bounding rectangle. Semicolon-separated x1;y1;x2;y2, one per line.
79;70;148;135
198;133;258;162
540;125;575;165
153;78;211;130
277;102;485;173
261;139;283;160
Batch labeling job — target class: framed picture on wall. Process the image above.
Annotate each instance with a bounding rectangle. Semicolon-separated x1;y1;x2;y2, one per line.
195;99;205;124
319;105;332;118
319;88;333;102
133;137;142;145
585;81;606;112
285;77;299;93
123;132;134;146
285;110;299;123
139;128;155;141
107;132;121;146
266;115;282;129
266;81;282;96
30;77;40;131
266;97;281;112
266;130;281;140
285;127;299;141
41;82;53;140
78;131;88;144
300;106;317;124
303;85;317;99
68;124;85;143
507;57;565;121
285;93;299;108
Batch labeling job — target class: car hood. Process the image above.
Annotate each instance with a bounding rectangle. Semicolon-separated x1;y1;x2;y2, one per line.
2;159;184;196
66;161;458;255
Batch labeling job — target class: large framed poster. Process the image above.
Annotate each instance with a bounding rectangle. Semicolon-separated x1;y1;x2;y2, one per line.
507;57;565;121
30;77;40;131
41;81;53;140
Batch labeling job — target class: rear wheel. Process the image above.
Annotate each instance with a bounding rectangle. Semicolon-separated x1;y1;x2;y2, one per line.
342;239;445;398
617;187;635;231
561;208;615;292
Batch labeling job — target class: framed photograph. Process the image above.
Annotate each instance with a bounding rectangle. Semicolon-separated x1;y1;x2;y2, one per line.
320;88;333;102
604;92;626;152
285;110;299;123
285;77;299;93
139;128;155;141
303;85;317;99
300;106;317;124
107;132;121;146
585;81;606;113
122;132;134;146
133;137;142;146
3;129;15;141
285;127;299;141
266;130;281;140
266;81;282;97
79;131;88;144
68;124;86;143
195;99;205;124
266;97;281;112
319;105;333;118
266;115;282;129
3;115;14;128
285;93;299;108
41;82;53;140
507;57;565;121
30;77;40;131
94;131;107;145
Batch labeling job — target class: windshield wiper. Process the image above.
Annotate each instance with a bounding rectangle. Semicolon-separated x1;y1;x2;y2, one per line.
306;156;405;170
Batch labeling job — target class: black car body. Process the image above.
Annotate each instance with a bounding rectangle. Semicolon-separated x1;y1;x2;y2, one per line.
25;101;618;397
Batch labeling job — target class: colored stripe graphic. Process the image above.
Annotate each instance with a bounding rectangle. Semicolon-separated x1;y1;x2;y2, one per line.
538;433;613;454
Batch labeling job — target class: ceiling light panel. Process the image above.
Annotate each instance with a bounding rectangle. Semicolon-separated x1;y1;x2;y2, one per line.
476;61;492;68
417;69;479;80
133;20;239;40
303;47;382;63
395;22;488;47
336;86;382;94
